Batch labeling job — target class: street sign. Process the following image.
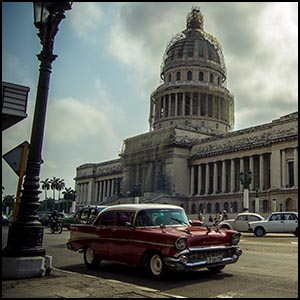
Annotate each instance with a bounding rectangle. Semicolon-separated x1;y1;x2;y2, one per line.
3;141;30;176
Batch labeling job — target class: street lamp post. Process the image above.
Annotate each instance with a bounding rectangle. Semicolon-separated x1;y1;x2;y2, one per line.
240;170;252;212
2;2;72;279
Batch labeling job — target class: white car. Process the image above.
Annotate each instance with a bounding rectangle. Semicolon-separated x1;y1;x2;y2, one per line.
248;212;298;237
219;213;264;232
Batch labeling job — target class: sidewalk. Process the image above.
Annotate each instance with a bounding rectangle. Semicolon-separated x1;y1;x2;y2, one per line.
2;267;185;298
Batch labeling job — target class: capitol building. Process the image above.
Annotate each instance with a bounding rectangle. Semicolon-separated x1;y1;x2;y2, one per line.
74;8;298;214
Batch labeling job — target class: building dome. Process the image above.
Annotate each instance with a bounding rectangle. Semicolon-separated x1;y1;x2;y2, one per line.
149;7;234;134
160;7;226;82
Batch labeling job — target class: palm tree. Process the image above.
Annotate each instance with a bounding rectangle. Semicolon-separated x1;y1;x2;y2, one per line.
41;178;50;200
63;187;77;213
57;179;65;211
50;177;60;210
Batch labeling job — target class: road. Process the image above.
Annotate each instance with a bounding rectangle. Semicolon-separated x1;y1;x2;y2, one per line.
2;226;298;298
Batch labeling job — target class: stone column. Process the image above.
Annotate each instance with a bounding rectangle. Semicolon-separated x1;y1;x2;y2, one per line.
230;159;235;192
213;162;218;194
249;156;254;191
95;181;99;202
198;165;202;195
99;181;103;202
240;158;244;192
205;163;209;195
182;92;185;116
222;160;226;193
281;149;286;188
175;93;178;117
259;154;264;190
190;166;194;196
294;148;298;187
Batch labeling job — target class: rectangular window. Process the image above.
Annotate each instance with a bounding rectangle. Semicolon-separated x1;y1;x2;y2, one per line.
208;94;213;117
187;48;194;57
177;93;183;116
288;161;294;187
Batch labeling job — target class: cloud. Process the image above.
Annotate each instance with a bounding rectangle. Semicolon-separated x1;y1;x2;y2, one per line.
68;2;103;43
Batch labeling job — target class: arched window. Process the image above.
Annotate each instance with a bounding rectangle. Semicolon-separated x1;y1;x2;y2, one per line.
233;201;238;213
209;74;214;83
187;70;193;81
199;71;204;81
207;203;212;213
191;203;196;214
176;71;181;81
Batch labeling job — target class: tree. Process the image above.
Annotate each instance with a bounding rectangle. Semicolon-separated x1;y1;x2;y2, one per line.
50;177;60;210
62;187;77;213
57;179;65;211
40;178;50;200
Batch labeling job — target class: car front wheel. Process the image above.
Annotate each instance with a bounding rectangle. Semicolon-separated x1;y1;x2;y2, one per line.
254;226;265;237
207;265;225;273
148;253;166;279
84;247;100;269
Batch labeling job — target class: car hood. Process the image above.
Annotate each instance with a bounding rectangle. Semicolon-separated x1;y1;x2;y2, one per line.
148;225;234;246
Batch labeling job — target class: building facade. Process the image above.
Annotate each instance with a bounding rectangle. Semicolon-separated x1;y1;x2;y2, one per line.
74;8;298;214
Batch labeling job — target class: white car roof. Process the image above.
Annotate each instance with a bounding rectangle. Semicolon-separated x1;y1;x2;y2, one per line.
100;203;184;213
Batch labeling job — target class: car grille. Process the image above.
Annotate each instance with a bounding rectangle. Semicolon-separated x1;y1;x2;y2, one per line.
188;248;234;263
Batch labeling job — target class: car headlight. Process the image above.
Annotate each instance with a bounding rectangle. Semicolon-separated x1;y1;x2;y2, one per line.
175;237;187;250
231;233;241;245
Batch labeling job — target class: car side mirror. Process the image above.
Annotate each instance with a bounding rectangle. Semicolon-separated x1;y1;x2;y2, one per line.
125;221;132;227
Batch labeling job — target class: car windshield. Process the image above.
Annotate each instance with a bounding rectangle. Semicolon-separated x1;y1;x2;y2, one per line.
135;209;189;227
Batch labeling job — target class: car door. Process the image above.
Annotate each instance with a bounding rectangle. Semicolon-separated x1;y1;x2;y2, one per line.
92;211;116;260
282;213;298;232
234;215;249;232
109;211;136;265
267;213;285;233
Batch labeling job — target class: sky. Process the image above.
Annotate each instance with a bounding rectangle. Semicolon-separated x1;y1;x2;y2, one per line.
2;2;298;197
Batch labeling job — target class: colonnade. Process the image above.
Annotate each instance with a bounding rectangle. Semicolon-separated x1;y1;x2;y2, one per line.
77;177;122;205
190;153;270;196
154;91;229;123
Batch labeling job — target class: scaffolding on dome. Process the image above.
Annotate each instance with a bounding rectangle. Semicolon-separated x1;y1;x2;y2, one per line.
160;7;227;84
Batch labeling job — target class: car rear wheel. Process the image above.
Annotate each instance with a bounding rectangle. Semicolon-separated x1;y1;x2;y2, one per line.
294;228;298;237
148;253;166;279
254;226;265;237
84;247;100;269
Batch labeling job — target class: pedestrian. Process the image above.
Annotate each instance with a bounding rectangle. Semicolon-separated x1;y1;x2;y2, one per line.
214;212;223;225
198;211;204;222
222;210;228;220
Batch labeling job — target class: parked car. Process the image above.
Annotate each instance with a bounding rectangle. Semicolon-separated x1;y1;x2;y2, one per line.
2;213;10;226
219;212;265;232
67;204;242;279
248;212;298;237
63;206;107;230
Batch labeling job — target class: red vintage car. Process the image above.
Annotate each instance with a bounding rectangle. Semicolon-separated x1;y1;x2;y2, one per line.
67;204;242;279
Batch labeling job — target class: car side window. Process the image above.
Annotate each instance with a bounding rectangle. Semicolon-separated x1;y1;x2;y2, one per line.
116;211;134;227
136;211;154;227
286;214;296;221
99;211;115;226
80;208;90;220
89;208;98;219
249;215;260;221
270;214;279;221
236;215;247;221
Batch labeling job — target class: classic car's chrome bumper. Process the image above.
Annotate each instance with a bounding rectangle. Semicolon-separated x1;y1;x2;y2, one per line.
164;245;242;272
